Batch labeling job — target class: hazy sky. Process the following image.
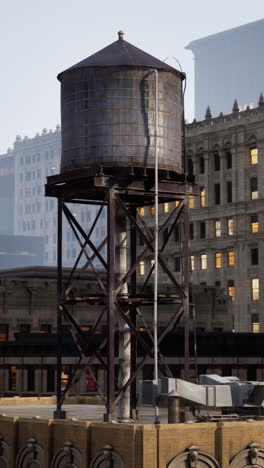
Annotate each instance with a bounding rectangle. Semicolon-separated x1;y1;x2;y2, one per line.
1;0;264;154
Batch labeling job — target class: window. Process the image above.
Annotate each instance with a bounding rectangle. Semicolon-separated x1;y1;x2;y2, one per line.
138;207;145;216
214;184;220;205
40;324;51;334
47;366;55;392
199;156;205;173
0;324;8;342
228;251;235;267
151;206;155;216
215;252;222;269
214;152;220;171
250;147;258;165
200;222;206;239
80;325;91;332
175;201;180;208
250;177;258;199
174;257;181;272
251;314;260;333
164;202;169;213
228;280;235;299
252;278;259;300
187;159;193;175
27;367;35;392
215;220;221;237
251;215;259;233
251;247;258;265
150;259;155;272
8;366;16;391
247;366;257;381
191;256;194;271
222;365;232;376
226;151;232;169
227;181;232;202
139;261;145;275
87;371;97;392
189;195;194;209
215;281;221;287
200;187;206;207
228;218;234;235
20;324;30;333
201;254;207;270
190;223;194;240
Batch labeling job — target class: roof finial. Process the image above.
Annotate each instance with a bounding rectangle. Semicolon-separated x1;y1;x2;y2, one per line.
205;106;212;120
232;99;239;113
258;92;264;106
118;30;124;40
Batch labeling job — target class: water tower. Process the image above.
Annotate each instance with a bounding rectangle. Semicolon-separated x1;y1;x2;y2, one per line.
45;32;197;421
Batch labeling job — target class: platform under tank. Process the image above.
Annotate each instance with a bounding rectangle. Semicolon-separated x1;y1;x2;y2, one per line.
58;32;185;174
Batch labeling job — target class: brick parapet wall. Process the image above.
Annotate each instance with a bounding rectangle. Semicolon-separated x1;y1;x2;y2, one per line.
0;415;264;467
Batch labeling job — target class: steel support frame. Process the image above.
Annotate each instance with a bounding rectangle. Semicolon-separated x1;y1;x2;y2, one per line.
51;181;192;421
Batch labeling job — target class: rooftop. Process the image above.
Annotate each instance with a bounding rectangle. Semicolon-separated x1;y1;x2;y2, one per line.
186;18;264;51
58;31;183;80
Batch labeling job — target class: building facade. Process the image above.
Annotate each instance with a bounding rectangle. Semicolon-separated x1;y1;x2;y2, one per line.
0;267;255;397
137;99;264;333
0;151;14;235
186;18;264;120
185;100;264;333
11;128;106;267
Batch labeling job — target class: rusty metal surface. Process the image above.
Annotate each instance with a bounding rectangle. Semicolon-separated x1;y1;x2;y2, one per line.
59;67;183;174
58;35;183;79
45;171;198;201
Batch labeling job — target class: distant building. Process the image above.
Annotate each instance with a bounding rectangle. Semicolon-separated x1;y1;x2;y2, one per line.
10;128;106;267
0;151;14;235
186;19;264;120
0;267;246;396
185;99;264;333
137;97;264;333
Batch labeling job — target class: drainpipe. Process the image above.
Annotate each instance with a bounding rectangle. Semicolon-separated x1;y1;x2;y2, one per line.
151;68;160;424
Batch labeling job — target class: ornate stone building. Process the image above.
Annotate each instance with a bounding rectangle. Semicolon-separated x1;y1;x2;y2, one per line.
185;97;264;333
137;97;264;334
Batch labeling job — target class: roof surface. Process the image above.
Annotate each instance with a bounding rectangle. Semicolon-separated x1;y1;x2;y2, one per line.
186;18;264;51
58;32;183;80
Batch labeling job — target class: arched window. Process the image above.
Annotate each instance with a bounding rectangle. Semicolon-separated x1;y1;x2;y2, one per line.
199;156;205;173
226;150;232;169
214;152;220;171
187;158;193;175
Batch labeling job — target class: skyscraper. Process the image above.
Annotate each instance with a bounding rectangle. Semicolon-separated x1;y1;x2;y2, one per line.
186;19;264;120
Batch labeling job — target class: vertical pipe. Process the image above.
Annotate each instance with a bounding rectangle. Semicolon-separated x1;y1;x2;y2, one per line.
117;206;131;422
130;207;137;419
54;198;63;418
183;197;190;380
152;68;159;424
105;188;116;421
193;305;198;384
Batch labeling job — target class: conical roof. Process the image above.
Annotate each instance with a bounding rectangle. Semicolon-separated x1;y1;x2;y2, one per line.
58;31;184;80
